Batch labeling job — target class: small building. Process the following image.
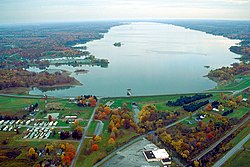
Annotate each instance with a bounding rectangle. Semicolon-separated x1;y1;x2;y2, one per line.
161;157;172;166
213;108;219;112
143;149;170;162
242;98;248;102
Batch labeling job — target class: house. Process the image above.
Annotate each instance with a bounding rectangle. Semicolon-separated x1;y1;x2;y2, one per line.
213;108;219;112
143;149;170;162
161;157;172;166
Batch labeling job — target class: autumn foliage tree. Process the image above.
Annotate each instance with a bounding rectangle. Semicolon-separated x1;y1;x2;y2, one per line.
108;138;115;145
92;144;98;151
48;115;53;122
28;147;38;159
205;104;212;111
62;143;76;166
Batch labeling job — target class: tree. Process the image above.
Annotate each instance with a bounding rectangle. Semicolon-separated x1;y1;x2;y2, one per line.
194;160;199;167
205;104;212;111
104;106;111;115
218;105;224;112
207;133;214;140
60;131;71;140
112;127;119;137
45;144;53;154
92;144;98;151
115;122;121;129
61;144;66;151
110;132;116;140
94;135;102;143
63;155;71;166
72;126;83;140
123;119;130;129
90;98;97;107
236;95;243;103
227;100;237;108
108;121;114;132
48;115;52;122
108;138;115;145
28;147;35;158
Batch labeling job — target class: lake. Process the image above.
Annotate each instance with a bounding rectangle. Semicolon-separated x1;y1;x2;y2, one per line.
29;22;240;97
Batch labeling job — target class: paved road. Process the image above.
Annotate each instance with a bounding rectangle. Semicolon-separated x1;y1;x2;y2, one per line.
70;98;101;167
212;132;250;167
192;115;250;161
232;86;250;95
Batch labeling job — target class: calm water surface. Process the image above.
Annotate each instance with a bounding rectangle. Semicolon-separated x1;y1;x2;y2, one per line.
30;22;240;97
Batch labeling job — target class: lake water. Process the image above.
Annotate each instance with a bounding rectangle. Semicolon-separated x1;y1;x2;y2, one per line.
29;22;240;97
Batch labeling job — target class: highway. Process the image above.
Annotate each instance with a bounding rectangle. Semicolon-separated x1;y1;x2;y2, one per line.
212;132;250;167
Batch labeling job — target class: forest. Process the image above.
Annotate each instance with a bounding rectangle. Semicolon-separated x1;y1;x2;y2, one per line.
208;62;250;82
0;69;79;90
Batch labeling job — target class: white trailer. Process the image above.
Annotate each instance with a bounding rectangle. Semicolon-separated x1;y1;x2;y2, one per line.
53;121;58;126
49;122;54;126
8;126;13;131
26;120;31;125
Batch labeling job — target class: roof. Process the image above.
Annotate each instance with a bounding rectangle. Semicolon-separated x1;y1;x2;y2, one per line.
152;149;169;159
162;158;171;162
144;151;156;160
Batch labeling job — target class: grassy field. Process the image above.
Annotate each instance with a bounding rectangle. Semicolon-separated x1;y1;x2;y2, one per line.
226;106;249;119
35;99;94;120
87;121;98;136
0;96;44;115
228;122;250;146
101;94;186;110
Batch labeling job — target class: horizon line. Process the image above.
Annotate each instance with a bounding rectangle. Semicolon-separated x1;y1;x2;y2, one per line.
1;18;250;26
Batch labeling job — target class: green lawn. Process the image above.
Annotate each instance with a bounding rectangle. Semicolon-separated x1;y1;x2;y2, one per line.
87;121;98;136
226;106;249;119
0;96;44;114
101;94;188;111
35;99;94;120
229;123;250;146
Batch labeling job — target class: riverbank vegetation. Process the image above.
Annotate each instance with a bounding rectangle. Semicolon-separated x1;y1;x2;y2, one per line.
208;62;250;91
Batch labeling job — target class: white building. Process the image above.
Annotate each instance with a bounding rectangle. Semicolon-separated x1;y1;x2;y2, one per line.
143;149;171;163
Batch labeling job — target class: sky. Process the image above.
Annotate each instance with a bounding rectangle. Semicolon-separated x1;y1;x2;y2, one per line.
0;0;250;23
